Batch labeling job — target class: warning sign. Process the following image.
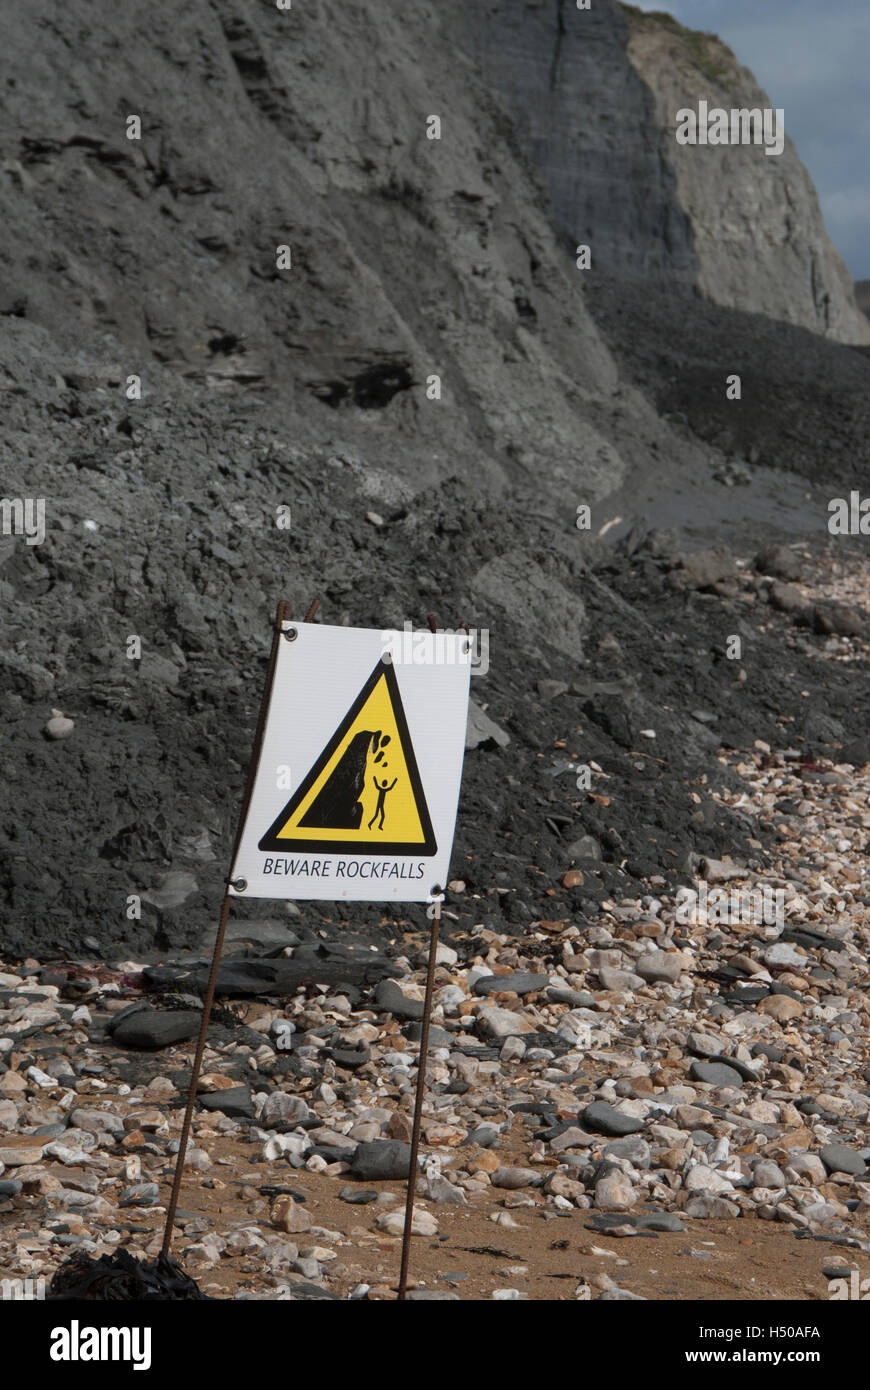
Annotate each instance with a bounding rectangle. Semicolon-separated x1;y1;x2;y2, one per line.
259;659;436;855
229;622;471;901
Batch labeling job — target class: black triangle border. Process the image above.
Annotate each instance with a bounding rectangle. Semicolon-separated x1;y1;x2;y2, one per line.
257;658;438;855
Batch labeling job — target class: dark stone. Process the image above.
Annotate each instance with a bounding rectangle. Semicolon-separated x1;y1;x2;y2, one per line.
840;738;870;768
0;1180;23;1198
677;547;736;590
503;897;533;927
466;700;510;750
768;581;806;614
819;1143;867;1177
283;1281;342;1300
199;1085;254;1120
523;1033;573;1054
586;1212;639;1230
704;1054;759;1083
112;1008;201;1051
636;1211;686;1233
104;1001;152;1035
582;1100;645;1136
328;1046;370;1069
473;971;548;997
350;1139;412;1181
373;979;424;1021
338;1186;378;1205
535;1122;576;1142
545;987;596;1008
684;1195;741;1219
690;1060;745;1088
781;926;844;953
690;1131;716;1148
770;983;804;1001
604;1136;650;1169
797;1099;837;1121
813;602;867;637
723;986;769;1005
142;950;400;999
587;1210;684;1233
118;1183;160;1208
589;1160;622;1185
754;544;805;581
403;1022;452;1048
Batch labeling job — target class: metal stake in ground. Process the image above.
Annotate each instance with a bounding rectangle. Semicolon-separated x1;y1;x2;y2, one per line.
161;598;295;1256
397;891;442;1300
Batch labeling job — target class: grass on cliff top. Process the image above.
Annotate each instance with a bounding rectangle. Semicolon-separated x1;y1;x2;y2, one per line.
620;4;736;85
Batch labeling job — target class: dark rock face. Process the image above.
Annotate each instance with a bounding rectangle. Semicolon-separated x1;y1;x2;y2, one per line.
453;0;696;278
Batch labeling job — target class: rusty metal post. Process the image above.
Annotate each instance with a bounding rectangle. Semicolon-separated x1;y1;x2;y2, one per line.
397;894;442;1300
161;598;294;1255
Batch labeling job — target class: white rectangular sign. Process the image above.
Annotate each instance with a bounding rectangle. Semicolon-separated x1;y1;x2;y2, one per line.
229;621;472;901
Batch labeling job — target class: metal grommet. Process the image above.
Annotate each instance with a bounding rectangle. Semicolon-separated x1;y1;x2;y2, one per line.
430;884;443;898
229;877;247;893
381;650;393;665
283;627;298;642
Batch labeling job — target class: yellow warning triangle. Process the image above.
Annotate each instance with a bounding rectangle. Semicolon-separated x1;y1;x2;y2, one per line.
259;659;437;855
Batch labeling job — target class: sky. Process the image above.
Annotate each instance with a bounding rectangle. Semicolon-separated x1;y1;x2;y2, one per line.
629;0;870;281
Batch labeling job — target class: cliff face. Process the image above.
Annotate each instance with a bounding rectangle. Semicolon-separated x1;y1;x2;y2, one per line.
2;1;870;954
450;0;697;280
452;0;869;345
0;0;627;507
623;6;870;346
